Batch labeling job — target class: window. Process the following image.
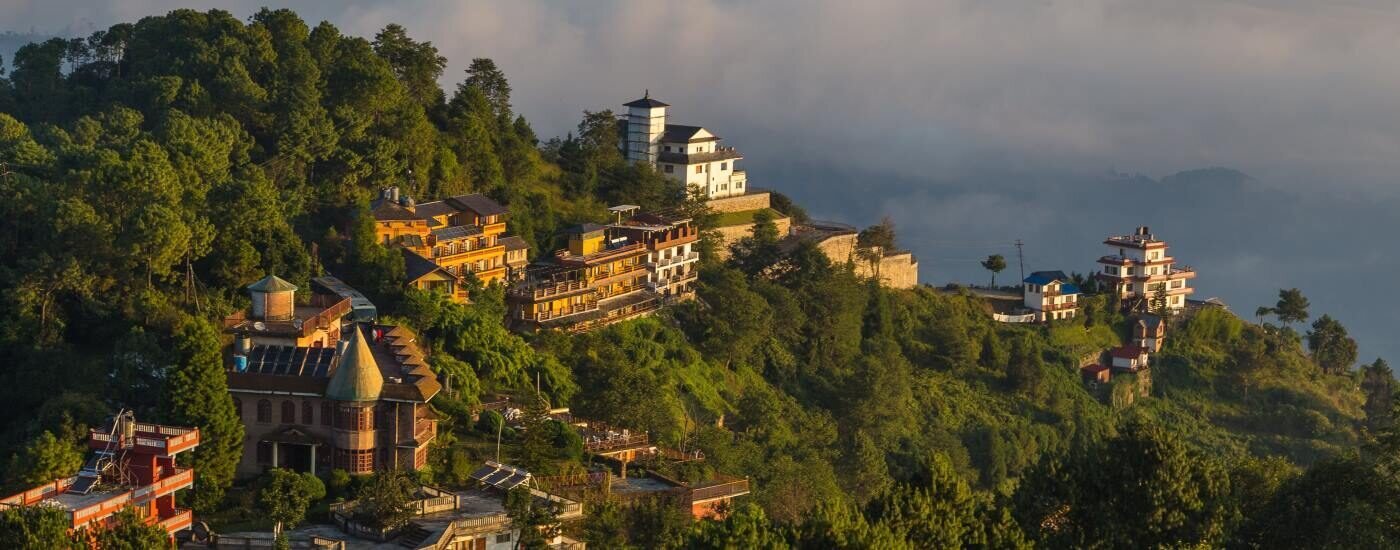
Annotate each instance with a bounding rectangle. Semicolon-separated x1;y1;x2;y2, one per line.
321;402;332;426
302;402;314;425
335;448;374;473
496;533;513;543
720;162;727;170
281;401;296;424
257;441;273;464
257;400;272;423
695;165;703;174
664;164;674;174
338;407;374;430
232;397;242;419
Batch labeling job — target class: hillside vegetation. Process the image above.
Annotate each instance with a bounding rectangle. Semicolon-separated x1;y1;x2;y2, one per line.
0;8;1391;548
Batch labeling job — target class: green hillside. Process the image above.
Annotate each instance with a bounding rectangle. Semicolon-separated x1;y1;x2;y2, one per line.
0;8;1390;548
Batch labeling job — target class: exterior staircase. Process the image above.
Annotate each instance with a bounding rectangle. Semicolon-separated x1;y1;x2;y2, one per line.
397;523;432;548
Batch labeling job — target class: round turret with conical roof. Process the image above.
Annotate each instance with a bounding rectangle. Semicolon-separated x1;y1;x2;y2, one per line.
327;325;383;473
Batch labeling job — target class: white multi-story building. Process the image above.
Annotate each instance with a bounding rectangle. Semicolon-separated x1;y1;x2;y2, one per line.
1023;270;1080;322
1096;226;1196;313
622;94;747;199
608;206;700;299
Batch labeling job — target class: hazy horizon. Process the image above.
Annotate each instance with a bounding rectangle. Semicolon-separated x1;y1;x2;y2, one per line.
6;0;1399;362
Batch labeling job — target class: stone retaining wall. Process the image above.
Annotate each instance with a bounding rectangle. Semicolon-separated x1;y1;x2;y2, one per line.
707;192;771;214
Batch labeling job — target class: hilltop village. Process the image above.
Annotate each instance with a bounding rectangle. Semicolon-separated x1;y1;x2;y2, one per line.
1;91;1219;549
0;12;1386;548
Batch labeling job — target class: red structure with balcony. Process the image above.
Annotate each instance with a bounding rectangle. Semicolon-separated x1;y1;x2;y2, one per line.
0;411;200;542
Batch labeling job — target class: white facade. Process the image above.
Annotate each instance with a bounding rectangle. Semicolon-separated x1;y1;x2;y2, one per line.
1097;226;1195;312
1023;272;1079;322
624;95;747;200
626;102;666;163
1110;347;1150;371
647;240;699;296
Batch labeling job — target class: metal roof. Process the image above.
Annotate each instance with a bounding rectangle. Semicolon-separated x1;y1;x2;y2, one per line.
248;274;297;293
325;326;384;402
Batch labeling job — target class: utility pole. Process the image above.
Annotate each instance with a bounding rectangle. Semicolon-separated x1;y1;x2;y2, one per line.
1015;239;1025;285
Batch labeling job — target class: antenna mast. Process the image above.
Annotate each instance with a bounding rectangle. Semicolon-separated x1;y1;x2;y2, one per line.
1015;239;1025;284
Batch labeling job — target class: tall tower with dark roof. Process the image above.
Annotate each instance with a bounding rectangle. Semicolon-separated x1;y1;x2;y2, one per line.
624;92;668;164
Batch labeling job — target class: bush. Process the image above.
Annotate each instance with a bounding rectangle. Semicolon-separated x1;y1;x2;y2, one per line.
476;410;504;436
328;469;352;499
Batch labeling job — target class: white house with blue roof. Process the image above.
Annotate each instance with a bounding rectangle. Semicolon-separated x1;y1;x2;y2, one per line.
1023;271;1080;322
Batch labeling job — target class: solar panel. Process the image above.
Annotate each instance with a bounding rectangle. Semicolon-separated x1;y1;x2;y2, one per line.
242;346;335;377
432;225;482;241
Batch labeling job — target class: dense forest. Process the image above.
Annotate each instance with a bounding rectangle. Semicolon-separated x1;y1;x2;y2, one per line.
0;8;1395;548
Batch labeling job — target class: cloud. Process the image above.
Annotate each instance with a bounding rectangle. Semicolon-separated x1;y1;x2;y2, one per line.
7;1;1400;360
8;0;1400;189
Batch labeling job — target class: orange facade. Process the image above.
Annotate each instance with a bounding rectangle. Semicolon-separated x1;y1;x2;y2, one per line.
372;189;525;300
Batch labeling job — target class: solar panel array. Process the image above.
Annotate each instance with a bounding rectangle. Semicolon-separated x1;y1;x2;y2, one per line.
470;461;532;490
243;345;336;377
432;225;482;241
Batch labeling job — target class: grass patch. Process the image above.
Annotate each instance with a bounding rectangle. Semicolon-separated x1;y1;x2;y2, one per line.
713;207;783;228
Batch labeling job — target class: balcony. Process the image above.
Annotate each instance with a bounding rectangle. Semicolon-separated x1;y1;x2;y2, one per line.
648;271;699;291
510;280;590;301
1041;301;1078;312
690;478;751;503
157;509;193;533
648;251;700;269
520;302;600;322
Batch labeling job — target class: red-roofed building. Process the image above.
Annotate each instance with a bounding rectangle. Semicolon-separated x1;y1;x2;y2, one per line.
0;412;199;544
1109;346;1150;372
1081;364;1111;384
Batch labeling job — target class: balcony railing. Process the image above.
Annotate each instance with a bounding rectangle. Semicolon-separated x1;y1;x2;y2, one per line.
690;479;751;502
649;251;700;269
648;271;699;291
520;302;600;322
158;509;193;533
511;280;589;300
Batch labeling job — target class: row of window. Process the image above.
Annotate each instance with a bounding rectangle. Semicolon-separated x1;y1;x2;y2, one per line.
660;162;730;175
435;236;497;257
234;398;374;430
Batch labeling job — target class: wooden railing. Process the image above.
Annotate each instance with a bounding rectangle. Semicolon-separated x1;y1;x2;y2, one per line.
584;433;650;453
520;302;600;322
510;279;588;300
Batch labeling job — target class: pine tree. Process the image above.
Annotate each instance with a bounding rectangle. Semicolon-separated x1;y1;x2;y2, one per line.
162;316;244;513
0;506;82;549
1362;358;1395;432
6;430;83;488
93;507;172;549
518;391;554;474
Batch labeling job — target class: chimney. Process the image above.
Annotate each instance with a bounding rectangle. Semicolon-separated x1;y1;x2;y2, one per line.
389;186;401;202
1136;226;1151;237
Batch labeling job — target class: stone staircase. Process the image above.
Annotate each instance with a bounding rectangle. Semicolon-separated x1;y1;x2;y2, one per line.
397;523;432;548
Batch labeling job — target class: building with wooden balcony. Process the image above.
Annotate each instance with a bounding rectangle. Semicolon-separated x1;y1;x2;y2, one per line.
0;412;200;544
225;279;440;478
1023;271;1080;322
370;187;528;301
608;206;700;300
508;221;666;333
1096;226;1196;313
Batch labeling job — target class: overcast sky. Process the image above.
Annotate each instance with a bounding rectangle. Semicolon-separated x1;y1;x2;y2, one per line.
6;0;1400;359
